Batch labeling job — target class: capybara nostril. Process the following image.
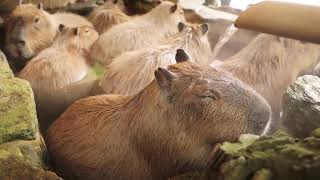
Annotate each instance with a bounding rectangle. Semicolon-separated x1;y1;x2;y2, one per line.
17;40;26;46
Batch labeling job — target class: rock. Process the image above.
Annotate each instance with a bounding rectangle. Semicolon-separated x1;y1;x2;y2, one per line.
0;51;38;144
0;150;62;180
173;130;320;180
282;75;320;138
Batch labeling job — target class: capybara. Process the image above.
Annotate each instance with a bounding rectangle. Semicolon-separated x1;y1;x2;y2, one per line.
100;22;212;95
46;49;271;180
90;1;185;66
19;25;98;132
5;2;92;72
88;0;130;34
213;34;320;131
23;0;76;9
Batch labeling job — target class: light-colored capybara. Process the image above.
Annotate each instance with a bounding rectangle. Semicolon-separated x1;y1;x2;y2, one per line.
90;1;185;66
4;2;92;72
213;34;320;131
19;25;98;132
100;22;212;95
88;0;130;34
23;0;76;9
46;49;271;180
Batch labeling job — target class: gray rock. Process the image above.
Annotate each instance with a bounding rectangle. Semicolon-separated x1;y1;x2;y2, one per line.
282;75;320;138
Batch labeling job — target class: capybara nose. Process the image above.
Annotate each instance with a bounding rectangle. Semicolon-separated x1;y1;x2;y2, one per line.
252;100;272;135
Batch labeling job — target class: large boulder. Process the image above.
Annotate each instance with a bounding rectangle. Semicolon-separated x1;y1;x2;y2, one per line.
0;52;38;144
281;75;320;138
172;130;320;180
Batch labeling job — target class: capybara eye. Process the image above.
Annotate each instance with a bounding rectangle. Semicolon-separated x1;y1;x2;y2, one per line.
34;17;40;23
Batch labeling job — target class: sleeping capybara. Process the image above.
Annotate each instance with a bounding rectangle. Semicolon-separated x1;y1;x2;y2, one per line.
90;1;185;66
19;25;98;132
213;34;320;131
46;49;271;180
5;2;92;72
100;22;212;95
88;0;130;34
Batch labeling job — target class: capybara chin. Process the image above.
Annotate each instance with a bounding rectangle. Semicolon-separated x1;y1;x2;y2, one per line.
88;0;129;34
19;25;99;133
213;34;320;131
46;49;271;180
90;1;186;66
5;2;92;72
100;22;212;96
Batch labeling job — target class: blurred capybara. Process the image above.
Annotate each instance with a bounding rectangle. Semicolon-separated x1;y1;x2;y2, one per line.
23;0;77;9
90;1;185;66
46;49;271;180
19;25;98;132
100;22;212;95
207;18;258;60
5;2;92;72
213;34;320;131
88;0;130;34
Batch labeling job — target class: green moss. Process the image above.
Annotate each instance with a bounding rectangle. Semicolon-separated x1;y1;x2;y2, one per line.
92;63;105;78
0;78;38;144
217;129;320;180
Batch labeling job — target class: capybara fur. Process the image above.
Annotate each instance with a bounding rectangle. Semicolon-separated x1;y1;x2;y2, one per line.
88;0;130;34
213;34;320;131
5;2;92;72
90;1;185;66
100;22;212;95
46;50;271;180
19;25;98;132
23;0;76;9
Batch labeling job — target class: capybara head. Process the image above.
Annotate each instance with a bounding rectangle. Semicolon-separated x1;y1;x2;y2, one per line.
5;2;56;61
157;49;272;142
149;1;185;25
176;22;212;62
275;36;320;73
55;25;99;53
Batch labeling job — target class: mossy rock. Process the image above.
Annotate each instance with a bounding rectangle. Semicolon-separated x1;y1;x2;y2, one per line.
0;76;38;144
174;130;320;180
0;51;13;80
0;151;62;180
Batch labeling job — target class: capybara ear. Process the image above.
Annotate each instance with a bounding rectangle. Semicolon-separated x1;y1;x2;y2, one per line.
37;3;43;10
59;24;65;32
175;49;190;63
113;0;118;4
73;27;80;36
178;22;185;32
170;4;178;13
154;0;162;6
200;23;209;35
154;67;176;90
19;0;24;5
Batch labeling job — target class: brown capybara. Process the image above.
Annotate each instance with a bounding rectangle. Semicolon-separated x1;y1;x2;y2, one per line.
23;0;76;9
213;34;320;131
88;0;130;34
90;1;185;66
19;25;98;133
46;49;271;180
4;2;92;72
100;22;212;95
